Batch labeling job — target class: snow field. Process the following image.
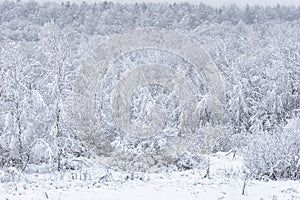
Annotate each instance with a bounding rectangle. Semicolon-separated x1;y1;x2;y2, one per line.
1;152;299;200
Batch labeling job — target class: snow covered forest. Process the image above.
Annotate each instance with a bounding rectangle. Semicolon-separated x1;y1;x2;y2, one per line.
0;1;300;198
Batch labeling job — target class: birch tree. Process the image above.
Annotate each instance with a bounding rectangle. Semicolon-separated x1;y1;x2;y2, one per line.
0;42;47;170
37;23;78;171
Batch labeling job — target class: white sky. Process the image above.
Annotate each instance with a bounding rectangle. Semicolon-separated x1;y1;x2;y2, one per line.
49;0;300;7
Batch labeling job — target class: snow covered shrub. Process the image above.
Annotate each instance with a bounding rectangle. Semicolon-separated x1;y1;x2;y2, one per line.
64;157;94;171
215;126;249;155
29;139;53;165
0;145;10;167
106;129;212;172
82;127;115;157
243;117;300;180
0;167;21;183
173;152;209;171
107;137;177;172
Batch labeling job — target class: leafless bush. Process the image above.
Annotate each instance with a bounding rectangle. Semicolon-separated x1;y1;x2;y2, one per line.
243;117;300;180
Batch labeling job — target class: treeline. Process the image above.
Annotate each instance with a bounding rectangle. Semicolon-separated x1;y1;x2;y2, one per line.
0;1;300;41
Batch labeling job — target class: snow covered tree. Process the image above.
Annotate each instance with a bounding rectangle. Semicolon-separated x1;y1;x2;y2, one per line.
36;23;80;171
0;41;51;170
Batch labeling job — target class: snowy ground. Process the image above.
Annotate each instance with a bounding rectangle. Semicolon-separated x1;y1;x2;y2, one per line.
1;152;300;200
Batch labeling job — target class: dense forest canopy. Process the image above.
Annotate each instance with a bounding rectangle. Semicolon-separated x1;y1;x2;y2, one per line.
0;1;300;41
